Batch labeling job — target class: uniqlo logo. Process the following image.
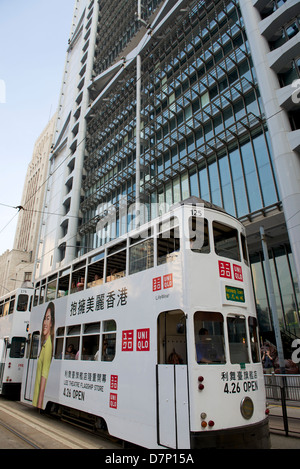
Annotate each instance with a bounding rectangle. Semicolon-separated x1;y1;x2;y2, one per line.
109;393;118;409
233;264;243;282
122;330;134;351
163;274;173;289
153;277;162;291
219;261;232;279
110;375;118;390
136;328;150;352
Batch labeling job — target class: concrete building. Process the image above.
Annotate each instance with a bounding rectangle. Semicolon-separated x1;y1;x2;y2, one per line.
0;114;56;296
37;0;300;342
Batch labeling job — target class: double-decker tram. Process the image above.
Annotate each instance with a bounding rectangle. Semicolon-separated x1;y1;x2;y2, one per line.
0;287;32;397
21;198;270;448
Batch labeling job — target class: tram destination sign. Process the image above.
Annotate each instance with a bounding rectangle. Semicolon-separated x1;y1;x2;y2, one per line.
225;285;245;303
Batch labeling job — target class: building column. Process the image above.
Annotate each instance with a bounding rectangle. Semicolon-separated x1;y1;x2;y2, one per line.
239;0;300;290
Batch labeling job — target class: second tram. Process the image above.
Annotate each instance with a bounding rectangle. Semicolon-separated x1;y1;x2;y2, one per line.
0;287;32;397
21;199;270;448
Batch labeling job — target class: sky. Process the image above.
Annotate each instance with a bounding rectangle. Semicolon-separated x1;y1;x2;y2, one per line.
0;0;75;255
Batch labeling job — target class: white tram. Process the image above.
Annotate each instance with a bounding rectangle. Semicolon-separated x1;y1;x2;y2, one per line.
21;199;270;448
0;288;32;397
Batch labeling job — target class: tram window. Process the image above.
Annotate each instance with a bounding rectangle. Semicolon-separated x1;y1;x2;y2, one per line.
129;238;154;275
30;332;40;359
83;322;101;359
17;294;29;311
157;311;187;365
39;284;46;305
10;337;26;358
87;258;104;288
54;327;65;360
241;234;249;266
106;249;126;282
3;301;9;317
33;285;40;307
101;320;116;361
46;277;57;302
157;220;180;265
248;317;260;363
189;217;210;253
213;222;240;261
0;302;3;317
101;334;116;361
194;312;225;364
71;268;86;293
227;316;250;364
9;297;15;314
82;335;99;360
57;274;70;298
66;324;81;359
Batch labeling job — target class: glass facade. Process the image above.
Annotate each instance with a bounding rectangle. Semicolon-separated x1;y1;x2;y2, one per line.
251;246;300;337
82;0;280;249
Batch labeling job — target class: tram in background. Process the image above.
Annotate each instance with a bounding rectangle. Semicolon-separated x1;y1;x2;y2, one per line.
0;287;32;397
21;198;270;449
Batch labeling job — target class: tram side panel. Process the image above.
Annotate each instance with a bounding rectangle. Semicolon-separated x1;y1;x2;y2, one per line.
21;262;184;449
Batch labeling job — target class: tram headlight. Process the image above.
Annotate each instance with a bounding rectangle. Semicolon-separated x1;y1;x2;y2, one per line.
240;397;254;420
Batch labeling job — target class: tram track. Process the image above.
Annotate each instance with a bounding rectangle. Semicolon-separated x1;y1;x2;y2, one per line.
0;419;41;449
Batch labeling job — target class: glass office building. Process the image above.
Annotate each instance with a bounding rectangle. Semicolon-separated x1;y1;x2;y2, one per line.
38;0;300;342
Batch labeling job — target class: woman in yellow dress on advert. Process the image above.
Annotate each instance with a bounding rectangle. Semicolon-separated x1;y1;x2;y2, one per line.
32;302;55;408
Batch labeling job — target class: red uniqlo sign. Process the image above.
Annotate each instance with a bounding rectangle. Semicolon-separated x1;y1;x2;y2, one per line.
233;264;243;282
163;274;173;289
153;277;162;291
109;393;118;409
136;328;150;351
122;330;134;351
110;375;118;390
219;261;232;279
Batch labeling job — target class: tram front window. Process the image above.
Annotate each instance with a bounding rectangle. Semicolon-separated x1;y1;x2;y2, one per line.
227;316;249;364
194;312;225;364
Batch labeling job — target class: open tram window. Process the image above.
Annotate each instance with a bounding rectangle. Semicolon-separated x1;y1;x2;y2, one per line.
33;284;40;307
241;234;249;266
65;325;80;359
194;312;226;364
106;242;126;282
57;270;71;297
189;217;210;253
71;260;87;293
10;337;26;358
82;322;100;360
248;316;260;363
213;221;240;262
87;253;104;288
101;320;116;361
157;310;187;365
0;302;3;317
46;275;57;302
157;217;180;265
227;316;250;364
9;297;15;314
17;294;29;311
55;327;65;359
39;281;46;305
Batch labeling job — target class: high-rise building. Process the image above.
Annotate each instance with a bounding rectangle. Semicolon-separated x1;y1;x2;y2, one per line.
37;0;300;340
0;114;56;295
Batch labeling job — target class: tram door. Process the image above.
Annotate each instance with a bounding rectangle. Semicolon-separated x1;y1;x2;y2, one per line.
0;338;8;392
157;311;190;449
24;332;40;401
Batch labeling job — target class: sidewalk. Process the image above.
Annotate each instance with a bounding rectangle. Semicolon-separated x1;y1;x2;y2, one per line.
268;401;300;449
